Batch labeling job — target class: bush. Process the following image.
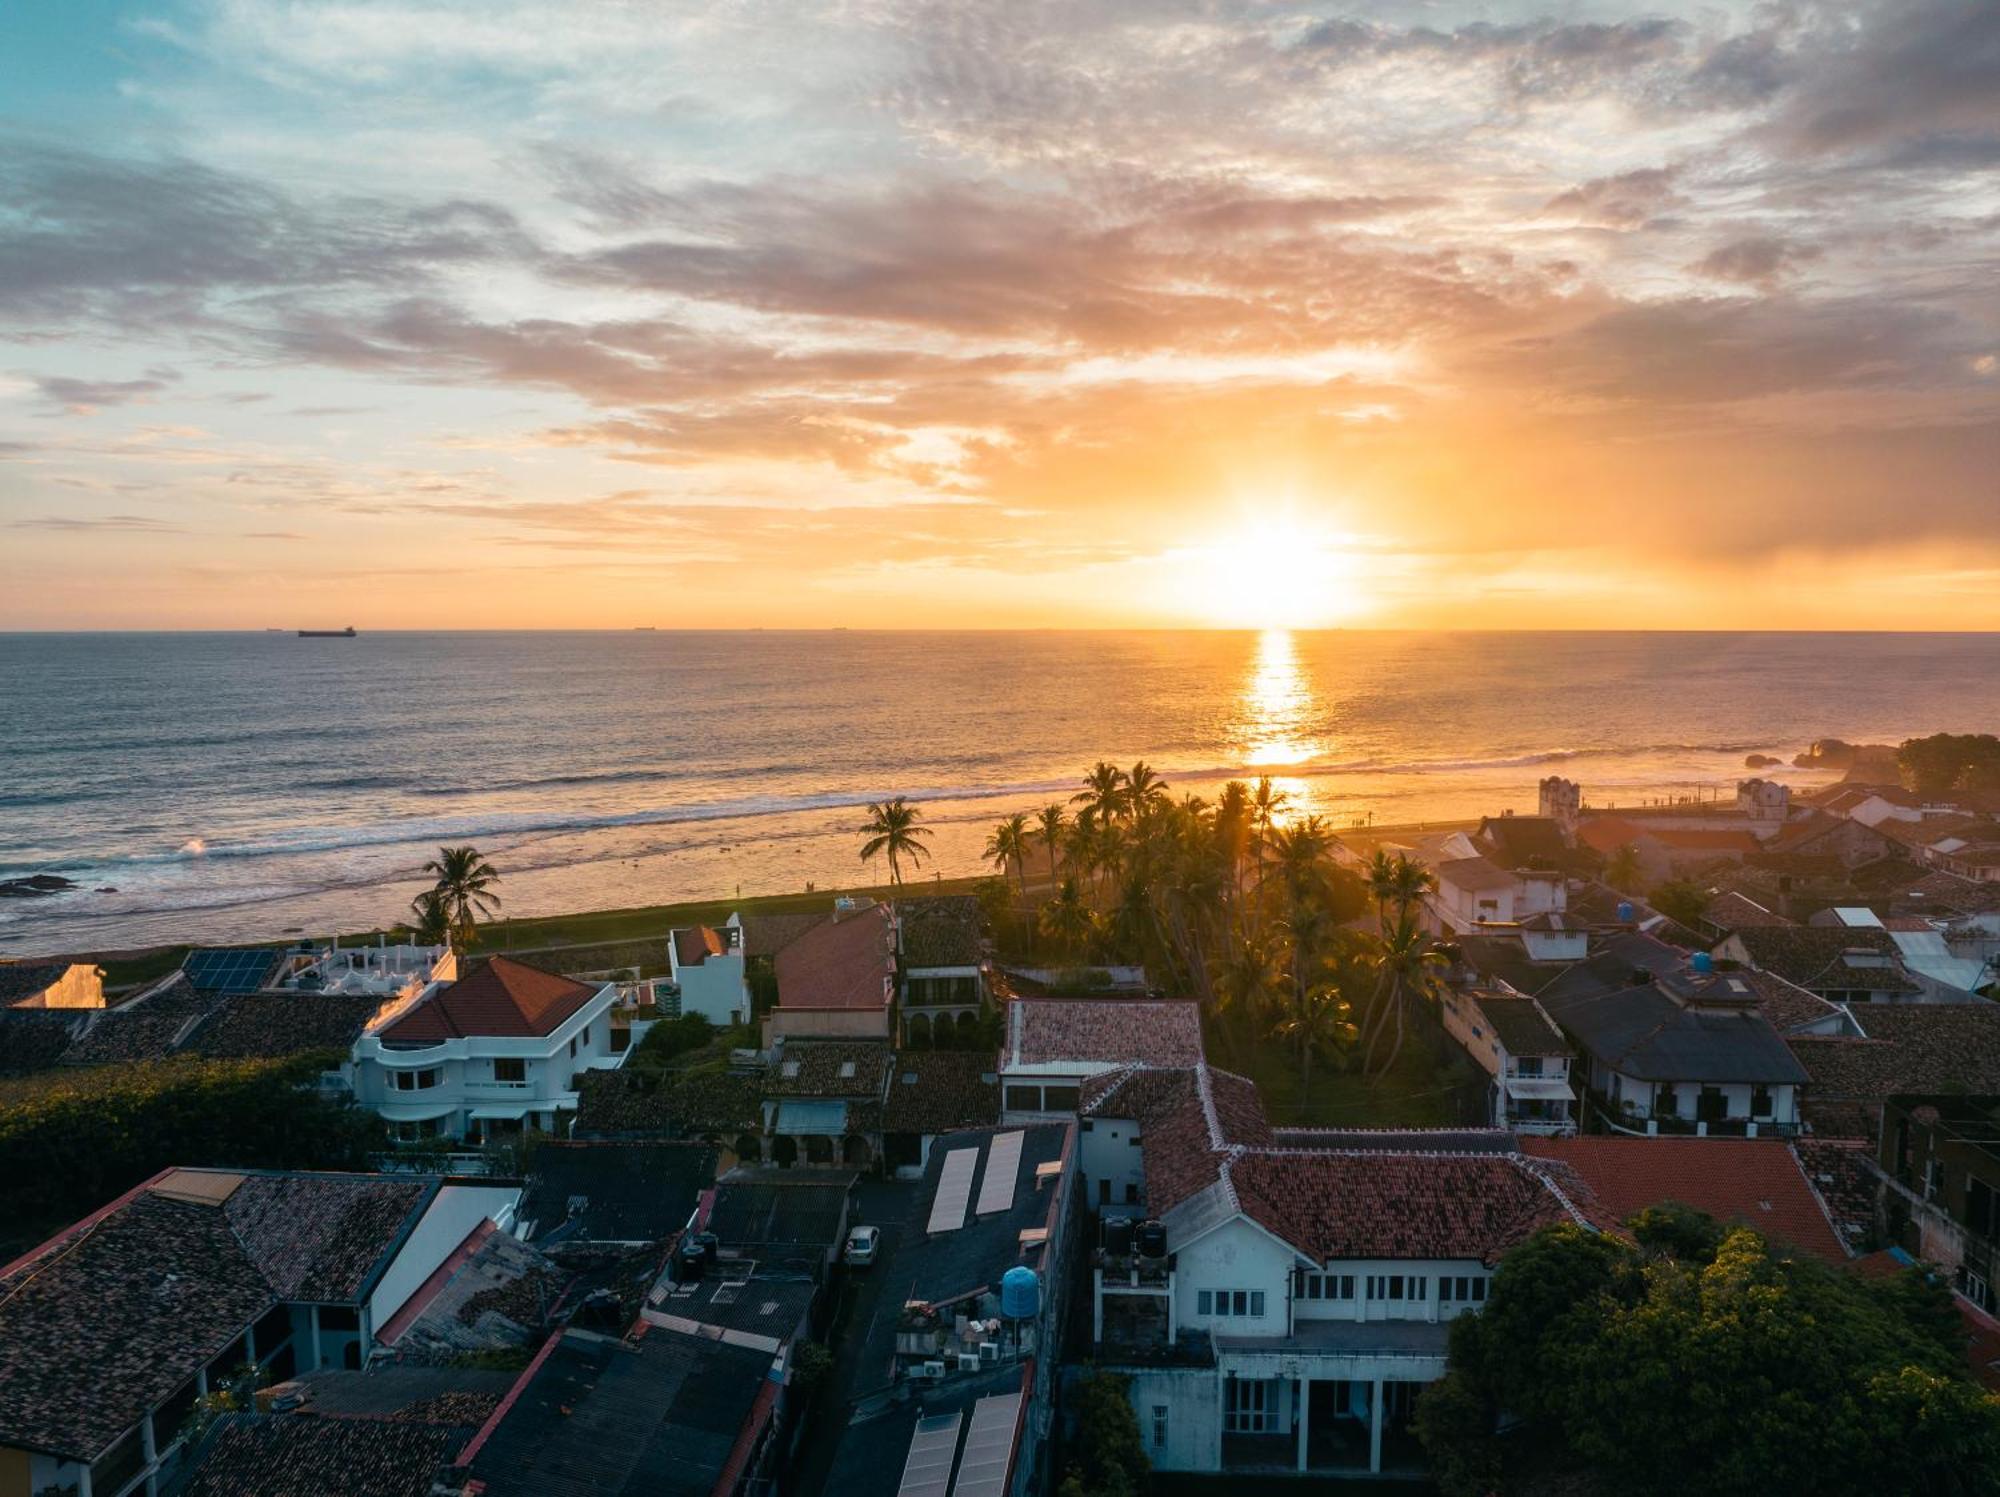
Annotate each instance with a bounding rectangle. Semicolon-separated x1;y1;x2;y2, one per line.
629;1012;714;1068
1063;1371;1149;1497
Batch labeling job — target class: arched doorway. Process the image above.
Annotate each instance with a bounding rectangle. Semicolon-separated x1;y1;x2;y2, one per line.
734;1133;762;1163
804;1133;835;1165
906;1012;932;1047
842;1134;872;1168
771;1135;799;1168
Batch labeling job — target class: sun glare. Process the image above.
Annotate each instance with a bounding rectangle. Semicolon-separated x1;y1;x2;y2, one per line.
1187;518;1364;629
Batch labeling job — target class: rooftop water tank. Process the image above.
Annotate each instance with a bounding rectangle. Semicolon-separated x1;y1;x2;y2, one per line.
1102;1216;1135;1257
1616;901;1635;923
1137;1219;1168;1259
1692;951;1715;975
1001;1265;1041;1321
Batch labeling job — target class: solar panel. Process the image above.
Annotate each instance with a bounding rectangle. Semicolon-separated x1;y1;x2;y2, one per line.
927;1148;979;1235
897;1411;963;1497
974;1131;1024;1216
182;947;277;994
950;1392;1023;1497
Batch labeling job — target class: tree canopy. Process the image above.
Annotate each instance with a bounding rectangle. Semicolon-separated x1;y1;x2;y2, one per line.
1416;1215;2000;1497
1899;733;2000;797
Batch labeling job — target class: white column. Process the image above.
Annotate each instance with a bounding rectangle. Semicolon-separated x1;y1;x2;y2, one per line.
1369;1378;1384;1474
1295;1377;1309;1472
1166;1271;1177;1341
76;1466;93;1497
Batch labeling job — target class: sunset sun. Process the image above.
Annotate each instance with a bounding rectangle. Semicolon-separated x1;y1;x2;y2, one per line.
1185;519;1366;629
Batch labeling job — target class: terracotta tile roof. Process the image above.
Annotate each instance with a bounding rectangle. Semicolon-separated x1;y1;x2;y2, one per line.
184;993;384;1059
1435;855;1522;893
1701;890;1792;931
882;1051;1001;1135
0;1189;274;1459
1226;1151;1595;1265
1578;817;1759;857
181;1414;473;1497
1007;998;1204;1068
1793;1137;1878;1249
1733;968;1847;1034
898;895;987;969
380;957;601;1045
224;1173;432;1301
573;1067;763;1136
1729;926;1919;993
1521;1137;1847;1262
1474;996;1572;1057
740;909;838;960
1898;871;2000;916
774;904;895;1012
1789;1004;2000;1133
673;926;727;967
766;1039;894;1097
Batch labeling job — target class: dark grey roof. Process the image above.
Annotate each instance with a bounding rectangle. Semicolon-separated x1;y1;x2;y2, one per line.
1539;976;1810;1084
1475;816;1570;868
517;1141;717;1246
178;1412;473;1497
823;1376;1024;1497
893;1125;1068;1308
645;1273;817;1342
899;896;986;969
293;1366;517;1422
706;1170;855;1262
1474;996;1573;1058
0;962;78;1004
1729;926;1921;994
467;1329;770;1497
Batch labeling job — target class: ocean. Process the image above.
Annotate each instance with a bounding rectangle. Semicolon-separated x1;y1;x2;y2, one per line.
2;630;1996;955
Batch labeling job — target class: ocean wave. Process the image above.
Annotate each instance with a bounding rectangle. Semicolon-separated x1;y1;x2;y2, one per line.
31;738;1779;874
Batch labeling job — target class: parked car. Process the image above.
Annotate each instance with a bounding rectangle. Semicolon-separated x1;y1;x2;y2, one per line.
843;1225;880;1266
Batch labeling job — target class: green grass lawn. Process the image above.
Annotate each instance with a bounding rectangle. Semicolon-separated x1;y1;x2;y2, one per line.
1224;1032;1486;1129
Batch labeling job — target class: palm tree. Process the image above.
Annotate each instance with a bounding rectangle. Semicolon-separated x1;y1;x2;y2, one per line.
408;887;451;946
1211;929;1286;1064
1126;761;1169;821
422;845;501;948
1073;761;1128;827
1249;776;1288;895
1274;979;1357;1096
1034;803;1068;888
1362;909;1450;1078
859;797;933;892
1365;848;1400;935
985;812;1032;900
1039;877;1099;958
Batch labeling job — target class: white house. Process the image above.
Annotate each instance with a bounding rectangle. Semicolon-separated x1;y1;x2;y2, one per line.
1427;855;1565;937
1437;989;1576;1134
351;956;627;1144
667;916;750;1026
1080;1068;1597;1477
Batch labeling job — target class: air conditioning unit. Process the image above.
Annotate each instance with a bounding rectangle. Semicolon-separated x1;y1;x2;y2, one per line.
957;1353;982;1373
978;1342;1000;1363
919;1360;948;1381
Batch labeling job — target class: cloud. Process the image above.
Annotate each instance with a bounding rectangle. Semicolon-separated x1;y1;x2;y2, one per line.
1693;237;1824;290
10;513;185;532
1543;168;1684;230
32;372;178;413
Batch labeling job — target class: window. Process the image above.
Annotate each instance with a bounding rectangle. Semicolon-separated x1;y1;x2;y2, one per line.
1004;1084;1042;1111
390;1118;440;1143
390;1067;439;1091
1517;1056;1543;1077
494;1057;526;1083
1152;1406;1168;1449
1656;1083;1677;1117
1198;1289;1265;1318
1223;1378;1275;1433
1366;1274;1423;1304
1098;1178;1111;1204
1124;1183;1141;1204
1697;1085;1728;1123
1299;1272;1355;1301
1751;1085;1774;1119
1042;1084;1080;1112
569;1037;578;1058
1439;1276;1489;1305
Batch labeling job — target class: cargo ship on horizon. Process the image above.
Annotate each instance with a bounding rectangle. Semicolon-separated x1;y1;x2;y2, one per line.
297;626;358;638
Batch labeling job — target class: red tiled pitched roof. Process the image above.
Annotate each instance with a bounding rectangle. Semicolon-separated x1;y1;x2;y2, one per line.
1578;817;1759;857
1522;1136;1846;1263
1009;998;1205;1067
674;926;727;967
1226;1151;1592;1265
380;957;599;1044
774;904;895;1011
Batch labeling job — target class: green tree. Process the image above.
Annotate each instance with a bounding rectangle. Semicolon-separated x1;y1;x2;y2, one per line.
1062;1371;1149;1497
1899;733;2000;796
985;812;1033;900
1604;842;1644;893
1649;877;1709;930
422;844;502;947
408;886;451;946
1125;760;1170;821
1039;877;1100;958
1073;761;1129;828
859;797;932;891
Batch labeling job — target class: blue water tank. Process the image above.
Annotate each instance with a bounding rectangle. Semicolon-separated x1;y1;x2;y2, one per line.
1000;1265;1041;1321
1616;901;1635;923
1692;951;1714;975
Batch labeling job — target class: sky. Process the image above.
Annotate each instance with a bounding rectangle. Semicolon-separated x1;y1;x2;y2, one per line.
1;0;1996;630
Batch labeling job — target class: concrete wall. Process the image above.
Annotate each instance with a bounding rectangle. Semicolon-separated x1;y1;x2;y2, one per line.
366;1183;522;1339
1172;1219;1295;1335
1078;1116;1146;1212
1124;1367;1221;1473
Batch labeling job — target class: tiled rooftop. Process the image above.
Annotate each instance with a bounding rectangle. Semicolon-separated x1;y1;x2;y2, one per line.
766;1038;895;1097
185;992;386;1059
1789;1004;2000;1132
882;1050;1001;1135
223;1172;431;1301
180;1413;473;1497
1728;926;1919;993
1521;1136;1847;1262
573;1067;763;1136
1007;997;1204;1068
1473;995;1572;1057
1226;1150;1596;1266
898;895;986;969
380;957;601;1046
1701;890;1792;932
0;962;79;1005
774;904;896;1012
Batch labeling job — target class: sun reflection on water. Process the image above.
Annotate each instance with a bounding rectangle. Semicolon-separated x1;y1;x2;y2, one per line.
1239;630;1326;817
